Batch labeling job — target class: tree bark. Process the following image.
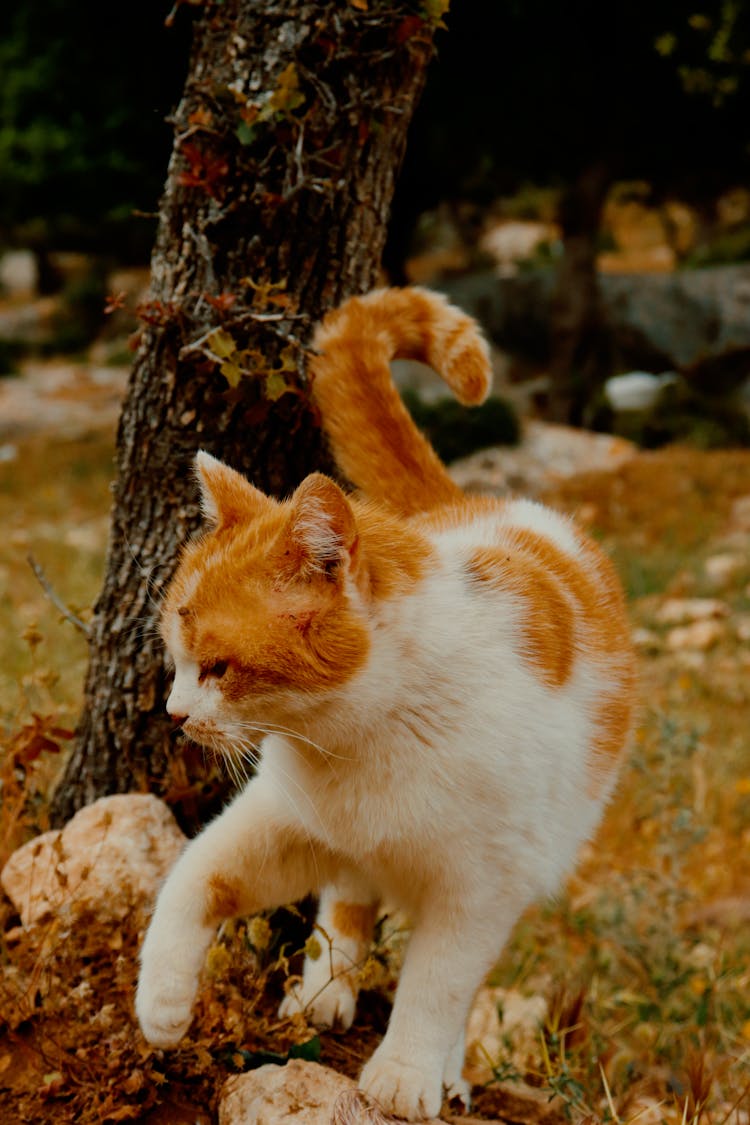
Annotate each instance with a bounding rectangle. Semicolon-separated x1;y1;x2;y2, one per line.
546;162;612;425
51;0;437;827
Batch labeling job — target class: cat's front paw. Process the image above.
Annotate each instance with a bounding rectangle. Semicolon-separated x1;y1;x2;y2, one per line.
359;1051;442;1121
135;965;198;1048
279;974;357;1030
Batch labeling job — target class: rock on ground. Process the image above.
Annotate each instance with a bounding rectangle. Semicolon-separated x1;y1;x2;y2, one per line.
449;421;636;498
439;264;750;381
655;597;730;626
219;1058;550;1125
704;553;745;588
219;1059;445;1125
0;793;185;928
465;986;547;1085
665;620;726;652
0;359;129;440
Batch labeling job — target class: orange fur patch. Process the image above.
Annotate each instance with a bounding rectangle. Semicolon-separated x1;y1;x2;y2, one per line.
331;901;377;942
352;500;433;601
467;546;576;688
472;526;638;792
196;453;272;529
205;873;242;923
165;494;370;696
501;527;631;661
587;676;637;797
467;524;635;788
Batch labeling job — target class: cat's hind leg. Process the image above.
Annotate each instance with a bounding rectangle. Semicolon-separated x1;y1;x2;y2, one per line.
359;896;514;1120
279;869;378;1030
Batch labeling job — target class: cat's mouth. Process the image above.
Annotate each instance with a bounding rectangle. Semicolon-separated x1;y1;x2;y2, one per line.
176;719;225;753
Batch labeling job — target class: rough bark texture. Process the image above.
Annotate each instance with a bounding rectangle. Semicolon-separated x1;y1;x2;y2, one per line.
547;163;612;426
51;0;436;827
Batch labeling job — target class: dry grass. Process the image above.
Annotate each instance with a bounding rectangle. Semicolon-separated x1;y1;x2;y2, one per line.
2;437;750;1123
0;430;114;725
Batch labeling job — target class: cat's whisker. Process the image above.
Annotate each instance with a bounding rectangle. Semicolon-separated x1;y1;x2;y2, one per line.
233;721;340;786
232;738;260;775
234;718;350;764
226;736;327;891
218;733;252;790
230;731;331;865
118;618;162;644
228;751;245;790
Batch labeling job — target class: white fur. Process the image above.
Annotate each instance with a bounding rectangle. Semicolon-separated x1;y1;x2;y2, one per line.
137;502;628;1120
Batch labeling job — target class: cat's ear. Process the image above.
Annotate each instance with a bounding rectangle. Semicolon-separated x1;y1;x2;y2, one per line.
194;451;268;529
287;473;357;577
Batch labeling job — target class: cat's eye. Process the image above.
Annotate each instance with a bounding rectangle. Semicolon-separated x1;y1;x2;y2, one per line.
201;659;228;681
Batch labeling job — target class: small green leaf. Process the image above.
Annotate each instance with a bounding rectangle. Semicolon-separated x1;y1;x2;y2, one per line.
221;1036;321;1072
421;0;450;26
265;371;291;401
303;934;323;962
236;121;257;146
268;63;306;116
289;1036;321;1063
654;32;677;56
208;328;237;358
247;915;271;953
220;360;243;388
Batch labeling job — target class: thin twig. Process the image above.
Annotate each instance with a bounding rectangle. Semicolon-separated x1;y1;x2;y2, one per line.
26;554;90;637
179;313;306;361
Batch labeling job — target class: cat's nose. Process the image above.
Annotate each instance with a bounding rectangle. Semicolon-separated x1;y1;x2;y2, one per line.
169;711;189;728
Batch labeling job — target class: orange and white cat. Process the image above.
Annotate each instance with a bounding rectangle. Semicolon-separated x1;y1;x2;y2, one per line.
136;287;636;1120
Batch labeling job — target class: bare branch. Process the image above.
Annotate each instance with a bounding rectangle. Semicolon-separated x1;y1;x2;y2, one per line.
27;555;91;638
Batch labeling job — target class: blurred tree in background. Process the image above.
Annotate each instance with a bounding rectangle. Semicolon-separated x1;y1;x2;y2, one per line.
3;1;748;278
387;0;750;420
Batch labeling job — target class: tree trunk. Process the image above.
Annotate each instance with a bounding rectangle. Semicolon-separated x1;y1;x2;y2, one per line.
51;0;437;827
547;163;612;425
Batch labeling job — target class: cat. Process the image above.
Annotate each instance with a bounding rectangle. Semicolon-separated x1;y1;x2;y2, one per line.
135;286;636;1121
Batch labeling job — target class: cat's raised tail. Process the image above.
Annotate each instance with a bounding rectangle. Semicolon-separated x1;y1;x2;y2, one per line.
310;286;492;516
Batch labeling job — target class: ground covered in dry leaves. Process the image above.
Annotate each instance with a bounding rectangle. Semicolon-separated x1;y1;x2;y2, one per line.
1;435;749;1124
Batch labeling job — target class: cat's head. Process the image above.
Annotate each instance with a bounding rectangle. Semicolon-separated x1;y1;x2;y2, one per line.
160;452;370;750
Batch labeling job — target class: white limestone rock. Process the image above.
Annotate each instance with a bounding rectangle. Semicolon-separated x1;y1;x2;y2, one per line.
655;598;730;626
219;1059;447;1125
465;986;547;1085
0;793;185;928
665;620;726;652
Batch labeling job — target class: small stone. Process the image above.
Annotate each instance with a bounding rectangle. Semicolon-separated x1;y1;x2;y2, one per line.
666;620;725;651
0;794;185;928
465;986;547;1085
704;553;743;588
673;650;706;669
729;495;750;533
219;1060;448;1125
0;250;37;298
632;627;661;652
449;421;636;499
220;1062;344;1124
655;598;729;626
